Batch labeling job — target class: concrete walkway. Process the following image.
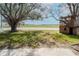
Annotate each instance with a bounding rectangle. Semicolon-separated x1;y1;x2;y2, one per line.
0;48;76;56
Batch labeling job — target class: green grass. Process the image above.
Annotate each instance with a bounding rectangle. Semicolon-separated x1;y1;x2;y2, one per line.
52;32;79;44
0;30;79;48
39;30;79;44
20;24;59;28
0;31;43;48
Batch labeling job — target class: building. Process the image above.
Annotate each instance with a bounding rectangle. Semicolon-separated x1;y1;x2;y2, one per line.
60;15;79;35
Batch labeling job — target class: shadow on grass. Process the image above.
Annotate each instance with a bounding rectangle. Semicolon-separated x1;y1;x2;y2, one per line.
0;31;43;49
0;31;79;49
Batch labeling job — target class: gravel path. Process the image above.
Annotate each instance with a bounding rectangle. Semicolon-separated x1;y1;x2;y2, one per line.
0;48;76;56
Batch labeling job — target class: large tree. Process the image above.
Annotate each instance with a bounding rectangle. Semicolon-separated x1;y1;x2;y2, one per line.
47;3;79;34
0;3;44;32
67;3;79;16
50;3;79;27
67;3;79;26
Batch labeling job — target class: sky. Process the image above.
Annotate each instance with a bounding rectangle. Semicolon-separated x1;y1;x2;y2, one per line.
23;4;60;25
0;3;69;25
0;4;57;26
23;3;70;25
24;17;59;25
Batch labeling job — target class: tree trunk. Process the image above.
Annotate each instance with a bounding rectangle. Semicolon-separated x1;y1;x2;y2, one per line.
11;24;17;32
68;16;76;35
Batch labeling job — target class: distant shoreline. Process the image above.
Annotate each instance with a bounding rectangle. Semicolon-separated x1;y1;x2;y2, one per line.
20;24;59;28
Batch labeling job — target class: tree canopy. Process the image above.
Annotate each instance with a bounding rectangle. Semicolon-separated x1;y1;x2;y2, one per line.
0;3;46;32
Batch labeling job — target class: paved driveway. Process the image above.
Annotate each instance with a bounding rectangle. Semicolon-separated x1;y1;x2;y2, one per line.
0;48;76;56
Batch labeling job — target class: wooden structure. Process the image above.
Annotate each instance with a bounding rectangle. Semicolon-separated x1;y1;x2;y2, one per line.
60;15;79;35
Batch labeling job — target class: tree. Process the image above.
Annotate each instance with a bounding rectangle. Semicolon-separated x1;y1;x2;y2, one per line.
47;3;79;34
49;3;79;27
59;3;79;26
67;3;79;16
67;3;79;26
0;3;44;32
60;3;79;34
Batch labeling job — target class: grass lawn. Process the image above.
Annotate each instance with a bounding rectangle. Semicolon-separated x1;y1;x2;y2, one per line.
20;24;59;28
43;30;79;44
0;30;79;48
